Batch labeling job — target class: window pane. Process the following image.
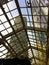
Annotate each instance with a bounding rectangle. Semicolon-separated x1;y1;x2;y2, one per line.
0;15;7;22
10;20;14;25
0;24;5;31
4;22;10;28
21;8;27;15
7;28;13;33
7;12;12;19
1;30;8;36
3;4;9;12
18;0;26;7
7;1;16;10
11;9;19;17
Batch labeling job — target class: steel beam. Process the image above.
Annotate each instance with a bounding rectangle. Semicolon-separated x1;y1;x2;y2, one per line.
0;37;46;53
46;3;49;65
2;27;46;39
0;2;25;50
26;26;47;32
0;32;17;57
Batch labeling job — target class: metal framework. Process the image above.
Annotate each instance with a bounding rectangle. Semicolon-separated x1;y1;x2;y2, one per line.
0;0;48;65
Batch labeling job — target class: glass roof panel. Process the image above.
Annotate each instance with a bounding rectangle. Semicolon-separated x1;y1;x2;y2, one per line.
7;0;17;10
0;15;7;22
4;22;10;28
1;30;8;36
0;24;5;31
3;4;9;12
18;0;26;7
11;9;19;18
0;0;48;64
0;8;3;15
7;12;12;19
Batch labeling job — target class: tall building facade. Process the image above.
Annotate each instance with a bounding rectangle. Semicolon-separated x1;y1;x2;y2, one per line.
10;16;28;59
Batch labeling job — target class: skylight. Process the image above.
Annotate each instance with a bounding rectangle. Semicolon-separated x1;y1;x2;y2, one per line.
0;0;48;64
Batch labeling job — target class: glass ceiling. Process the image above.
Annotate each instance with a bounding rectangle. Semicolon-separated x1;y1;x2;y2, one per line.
0;0;49;65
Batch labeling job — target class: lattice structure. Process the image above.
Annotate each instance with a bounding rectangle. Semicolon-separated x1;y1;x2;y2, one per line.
0;0;49;65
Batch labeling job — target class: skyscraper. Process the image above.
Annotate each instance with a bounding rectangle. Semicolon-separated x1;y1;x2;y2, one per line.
10;16;28;58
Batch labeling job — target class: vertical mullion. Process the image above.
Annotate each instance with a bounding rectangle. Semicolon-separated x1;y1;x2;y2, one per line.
46;2;49;65
29;0;39;64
